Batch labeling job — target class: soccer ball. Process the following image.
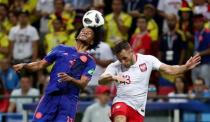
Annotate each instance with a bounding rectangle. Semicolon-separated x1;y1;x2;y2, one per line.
82;10;104;27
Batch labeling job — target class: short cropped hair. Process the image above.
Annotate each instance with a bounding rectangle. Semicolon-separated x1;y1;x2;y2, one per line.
113;41;131;54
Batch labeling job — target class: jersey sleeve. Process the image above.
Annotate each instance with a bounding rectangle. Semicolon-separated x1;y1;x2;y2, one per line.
30;27;40;41
8;28;15;41
149;55;162;70
102;62;117;76
43;45;60;63
82;58;96;80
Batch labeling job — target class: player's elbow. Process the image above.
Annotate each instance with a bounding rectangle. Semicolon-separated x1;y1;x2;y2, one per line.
98;80;104;85
98;77;107;85
79;83;87;89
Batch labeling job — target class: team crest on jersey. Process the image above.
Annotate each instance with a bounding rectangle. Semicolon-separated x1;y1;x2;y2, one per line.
139;63;147;72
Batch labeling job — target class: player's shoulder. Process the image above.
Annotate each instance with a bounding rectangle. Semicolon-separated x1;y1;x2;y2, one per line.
54;44;74;50
137;54;159;62
137;53;155;60
109;60;121;67
86;54;96;64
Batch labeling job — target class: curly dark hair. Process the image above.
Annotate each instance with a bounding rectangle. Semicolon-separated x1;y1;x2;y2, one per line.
75;26;102;50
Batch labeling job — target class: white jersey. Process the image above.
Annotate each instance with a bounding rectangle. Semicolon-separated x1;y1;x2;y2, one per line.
102;54;162;116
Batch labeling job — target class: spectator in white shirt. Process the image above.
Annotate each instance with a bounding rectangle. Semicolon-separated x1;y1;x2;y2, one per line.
9;11;39;64
82;85;111;122
36;0;54;37
8;76;40;113
157;0;182;33
168;76;188;103
88;42;114;87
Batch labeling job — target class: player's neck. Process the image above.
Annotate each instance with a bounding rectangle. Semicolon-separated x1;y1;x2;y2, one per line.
130;53;137;65
75;42;88;52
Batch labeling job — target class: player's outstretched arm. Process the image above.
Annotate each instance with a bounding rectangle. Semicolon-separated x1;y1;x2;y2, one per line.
13;59;50;73
99;74;130;85
98;74;115;85
159;54;201;75
58;73;91;89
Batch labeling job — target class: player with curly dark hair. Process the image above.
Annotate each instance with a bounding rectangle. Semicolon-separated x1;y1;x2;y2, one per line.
13;26;102;122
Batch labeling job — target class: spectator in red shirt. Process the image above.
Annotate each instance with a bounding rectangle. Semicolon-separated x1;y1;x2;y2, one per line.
0;78;9;112
130;15;151;54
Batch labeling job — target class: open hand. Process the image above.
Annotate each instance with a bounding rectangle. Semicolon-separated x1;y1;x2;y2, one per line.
185;54;201;70
57;72;73;82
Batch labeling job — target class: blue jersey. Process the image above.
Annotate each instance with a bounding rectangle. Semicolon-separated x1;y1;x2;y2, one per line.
44;45;96;95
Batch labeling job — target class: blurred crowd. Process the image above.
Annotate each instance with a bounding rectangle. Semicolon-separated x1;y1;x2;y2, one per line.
0;0;210;117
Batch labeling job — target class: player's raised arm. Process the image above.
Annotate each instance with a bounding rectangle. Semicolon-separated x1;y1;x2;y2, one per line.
13;45;60;73
13;59;50;73
98;61;118;85
99;74;115;85
159;54;201;75
58;73;91;89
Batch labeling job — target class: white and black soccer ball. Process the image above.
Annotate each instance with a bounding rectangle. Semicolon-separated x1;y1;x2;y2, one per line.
82;10;104;27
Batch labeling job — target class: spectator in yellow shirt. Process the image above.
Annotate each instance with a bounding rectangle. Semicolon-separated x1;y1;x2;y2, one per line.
0;30;9;61
0;0;8;4
10;0;37;13
44;16;69;54
48;0;75;34
44;16;70;72
135;4;158;42
134;4;159;56
104;0;132;48
68;15;83;47
0;3;11;34
9;0;38;23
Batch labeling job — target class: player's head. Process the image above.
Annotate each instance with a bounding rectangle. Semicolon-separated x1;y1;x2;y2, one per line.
113;41;134;68
75;27;101;50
